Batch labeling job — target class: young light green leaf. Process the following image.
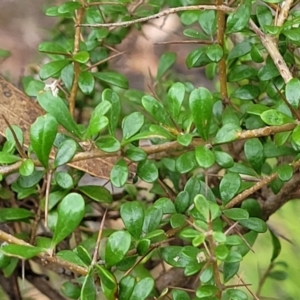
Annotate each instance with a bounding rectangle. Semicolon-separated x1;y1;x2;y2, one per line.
189;87;213;140
51;193;85;248
122;112;144;140
110;158;128;187
261;109;294;126
37;91;83;139
73;51;89;63
79;71;95;95
157;52;176;80
120;201;144;239
0;245;43;260
0;152;21;164
0;208;33;222
19;159;35;176
30;114;58;168
285;78;300;109
105;231;131;267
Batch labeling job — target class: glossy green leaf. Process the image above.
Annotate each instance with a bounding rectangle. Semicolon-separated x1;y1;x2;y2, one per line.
54;171;73;189
223;289;248;300
292;125;300;146
256;5;273;31
125;145;147;161
277;164;293;182
176;151;197;173
198;10;216;36
270;229;281;262
56;250;86;267
186;46;211;68
143;207;163;233
51;193;85;248
103;89;121;135
223;208;249;220
17;170;44;188
119;276;135;300
58;1;81;13
95;136;120;152
0;208;33;222
54;139;77;167
94;71;128;89
30;114;58;168
214;124;241;144
137;159;158;183
227;40;251;60
261;109;294;126
228;65;257;82
79;71;95;95
38;42;67;54
0;245;43;260
196;285;218;298
223;261;240;283
0;152;21;164
194;194;209;221
220;172;241;204
153;198;176;214
81;271;96;300
232;84;260;100
40;60;70;80
77;185;112;203
157;52;176;80
189;87;213;140
75;245;92;266
105;231;131;267
172;289;190;300
175;191;190;214
205;44;223;62
137;239;151;256
258;59;280;81
251;44;264;63
96;265;118;300
224;251;242;263
19;159;35;176
167;82;185;121
129;277;154;300
195;146;215;168
214;151;234;168
61;282;81;299
73;51;89;63
110;158;128;187
37;91;83;139
244;138;264;173
239;217;267;233
122;112;144;140
23;77;45;97
177;133;193;146
286;78;300;109
215;244;229;261
120;201;144;239
226;0;251;33
241;198;262;218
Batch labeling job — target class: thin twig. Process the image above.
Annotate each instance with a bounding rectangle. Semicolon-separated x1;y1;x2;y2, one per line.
79;5;234;28
276;0;294;26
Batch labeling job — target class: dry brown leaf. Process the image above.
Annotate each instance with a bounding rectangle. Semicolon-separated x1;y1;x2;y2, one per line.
0;76;115;179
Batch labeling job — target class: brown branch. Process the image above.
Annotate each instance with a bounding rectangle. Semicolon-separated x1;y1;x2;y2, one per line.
79;5;234;28
276;0;294;26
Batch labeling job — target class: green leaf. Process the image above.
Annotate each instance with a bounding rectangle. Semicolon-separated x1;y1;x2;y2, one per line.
258;59;280;81
119;276;135;300
56;250;86;267
239;217;267;233
121;201;144;239
214;124;241;144
0;49;11;58
223;289;248;300
19;159;34;176
73;51;89;63
167;82;185;121
81;271;96;300
86;114;109;139
223;261;239;283
0;152;21;164
0;245;43;260
226;0;251;33
194;194;210;221
270;230;281;262
122;112;144;140
176;151;197;174
58;1;81;13
241;198;262;218
256;5;273;32
186;46;211;68
189;87;213;140
292;125;300;146
38;42;67;54
196;285;219;298
232;84;260;100
141;95;172;126
143;207;163;233
0;208;33;222
61;282;81;299
170;213;186;228
195;146;215;168
17;170;44;188
77;185;112;203
223;208;249;220
30;114;58;168
153;198;176;214
175;191;190;214
227;40;252;60
251;44;264;63
110;158;128;187
157;52;176;80
177;133;193;146
96;265;118;300
244;138;264;173
277;164;293;182
129;277;154;300
54;139;77;167
95;136;120;152
215;244;229;261
94;71;128;89
125;145;147;161
79;71;95;95
205;44;223;62
51;193;85;248
23;77;45;97
102;89;121;135
198;10;216;36
137;159;158;183
172;289;190;300
260;109;294;126
214;151;234;168
228;65;257;82
105;231;131;267
286;78;300;109
37;91;83;139
220;172;241;204
54;171;73;189
40;60;70;80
